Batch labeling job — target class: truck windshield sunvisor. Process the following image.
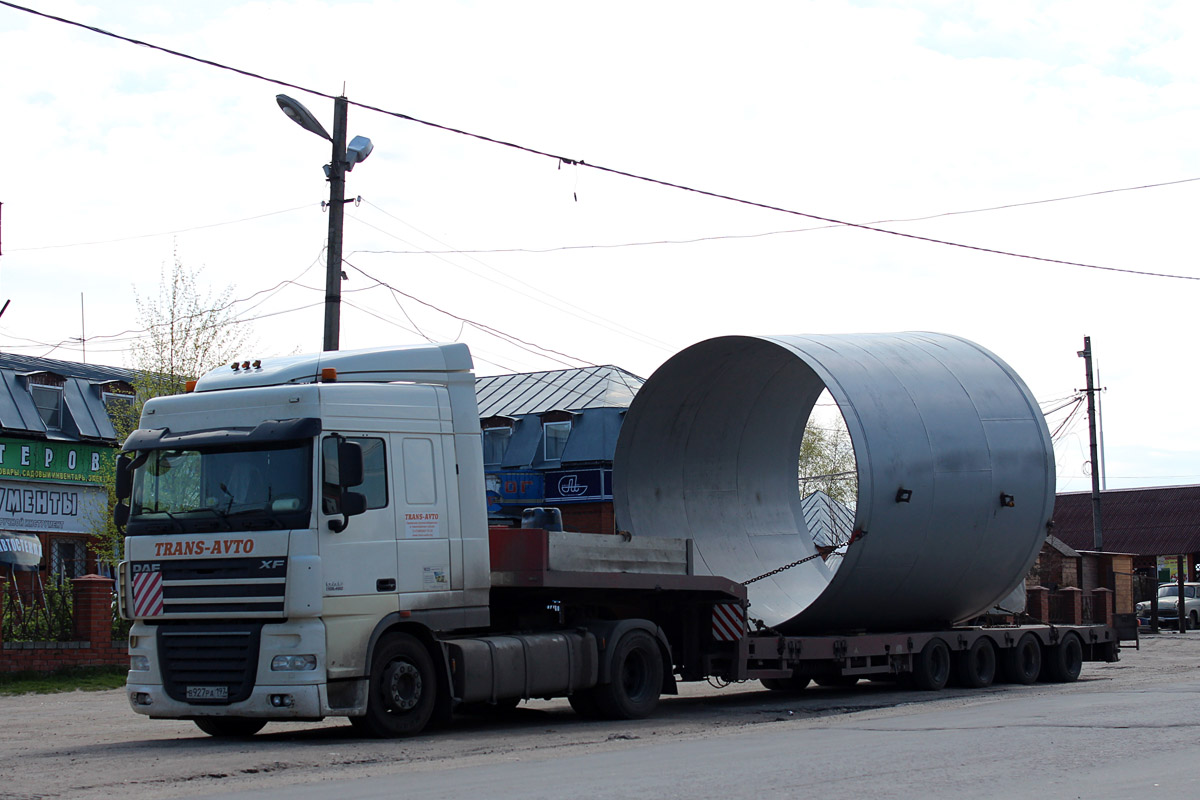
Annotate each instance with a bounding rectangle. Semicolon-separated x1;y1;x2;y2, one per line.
123;417;321;452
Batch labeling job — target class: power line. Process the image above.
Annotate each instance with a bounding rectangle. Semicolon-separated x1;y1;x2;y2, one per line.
342;260;591;369
6;205;312;251
354;177;1200;257
5;0;1197;282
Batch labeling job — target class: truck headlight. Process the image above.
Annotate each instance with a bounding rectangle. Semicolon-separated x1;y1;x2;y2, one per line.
129;655;150;672
271;654;317;671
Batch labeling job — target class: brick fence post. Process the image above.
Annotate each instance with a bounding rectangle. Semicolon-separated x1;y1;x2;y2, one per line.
1091;587;1114;627
72;575;115;644
1026;585;1050;623
1060;586;1083;625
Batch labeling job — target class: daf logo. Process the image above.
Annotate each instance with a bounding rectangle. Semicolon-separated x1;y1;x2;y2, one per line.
557;474;588;496
260;559;285;570
131;563;160;574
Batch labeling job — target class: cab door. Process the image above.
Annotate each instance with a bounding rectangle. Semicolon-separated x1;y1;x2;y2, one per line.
391;434;451;595
318;435;398;598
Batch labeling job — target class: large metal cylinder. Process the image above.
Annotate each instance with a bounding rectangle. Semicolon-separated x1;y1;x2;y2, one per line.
613;333;1054;632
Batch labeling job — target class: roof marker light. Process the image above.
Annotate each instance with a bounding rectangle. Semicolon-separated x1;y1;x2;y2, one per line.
185;380;197;393
321;368;338;383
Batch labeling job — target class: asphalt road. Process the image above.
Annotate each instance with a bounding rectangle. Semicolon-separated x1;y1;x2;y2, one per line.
3;633;1197;799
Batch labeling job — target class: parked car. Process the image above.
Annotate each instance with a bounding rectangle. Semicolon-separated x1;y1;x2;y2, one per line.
1136;582;1200;628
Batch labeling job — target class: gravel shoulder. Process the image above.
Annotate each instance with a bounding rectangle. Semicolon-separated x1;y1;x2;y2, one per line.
0;633;1187;800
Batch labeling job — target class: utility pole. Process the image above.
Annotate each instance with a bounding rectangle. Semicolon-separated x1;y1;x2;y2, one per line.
276;93;372;352
1078;336;1103;551
323;97;348;352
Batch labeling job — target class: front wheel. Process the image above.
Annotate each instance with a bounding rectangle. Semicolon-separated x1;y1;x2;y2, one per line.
588;630;663;720
354;633;437;738
194;718;266;738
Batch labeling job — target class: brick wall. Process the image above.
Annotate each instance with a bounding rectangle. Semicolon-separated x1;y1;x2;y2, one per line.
1;574;127;674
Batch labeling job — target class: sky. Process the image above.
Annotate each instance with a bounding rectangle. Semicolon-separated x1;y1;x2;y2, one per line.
0;0;1197;494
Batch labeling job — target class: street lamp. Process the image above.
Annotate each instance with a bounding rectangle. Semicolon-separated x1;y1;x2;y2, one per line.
276;94;373;351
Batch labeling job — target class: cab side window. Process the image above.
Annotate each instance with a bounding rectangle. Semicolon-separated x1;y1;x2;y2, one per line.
322;436;388;513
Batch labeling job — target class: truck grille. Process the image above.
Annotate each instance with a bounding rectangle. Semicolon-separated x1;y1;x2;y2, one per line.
157;623;262;705
134;557;287;617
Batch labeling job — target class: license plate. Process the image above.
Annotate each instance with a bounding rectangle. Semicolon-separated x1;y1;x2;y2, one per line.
186;685;229;701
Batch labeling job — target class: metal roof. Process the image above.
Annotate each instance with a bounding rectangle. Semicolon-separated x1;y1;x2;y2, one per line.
1053;485;1200;556
0;353;137;384
476;365;644;418
801;490;855;549
0;353;137;443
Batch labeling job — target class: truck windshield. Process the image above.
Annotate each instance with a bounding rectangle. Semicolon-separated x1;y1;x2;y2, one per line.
128;441;312;534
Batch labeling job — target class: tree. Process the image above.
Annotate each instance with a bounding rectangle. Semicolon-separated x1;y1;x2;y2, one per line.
797;418;857;508
89;251;251;566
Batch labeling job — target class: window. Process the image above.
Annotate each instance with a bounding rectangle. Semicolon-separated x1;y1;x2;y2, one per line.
543;421;571;461
482;427;512;465
323;436;387;513
103;392;136;431
49;538;86;585
31;385;63;430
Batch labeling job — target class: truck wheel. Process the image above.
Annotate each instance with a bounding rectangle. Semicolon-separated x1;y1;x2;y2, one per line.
952;638;997;689
591;630;663;720
911;638;951;691
194;718;266;738
999;633;1042;685
1042;632;1084;683
761;674;811;692
356;633;437;737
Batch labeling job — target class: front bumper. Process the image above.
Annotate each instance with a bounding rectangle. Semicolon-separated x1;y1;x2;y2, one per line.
127;681;325;719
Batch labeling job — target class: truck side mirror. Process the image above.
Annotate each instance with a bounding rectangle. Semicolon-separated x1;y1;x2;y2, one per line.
338;441;364;488
115;454;133;500
113;502;130;531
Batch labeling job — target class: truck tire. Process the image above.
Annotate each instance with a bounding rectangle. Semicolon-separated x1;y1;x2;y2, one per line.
761;674;811;692
911;638;951;691
354;633;437;737
194;718;266;738
590;630;663;720
999;633;1042;685
1042;632;1083;683
952;638;997;689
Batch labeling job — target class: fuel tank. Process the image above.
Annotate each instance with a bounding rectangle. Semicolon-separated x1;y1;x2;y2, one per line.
613;333;1054;632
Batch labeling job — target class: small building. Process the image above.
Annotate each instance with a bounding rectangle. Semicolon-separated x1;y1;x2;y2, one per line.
0;353;135;589
476;364;644;533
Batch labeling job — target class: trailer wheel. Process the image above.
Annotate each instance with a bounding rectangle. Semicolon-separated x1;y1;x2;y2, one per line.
952;638;997;689
591;630;663;720
193;718;266;738
1042;632;1084;683
911;638;951;691
355;633;437;737
761;674;811;692
999;633;1042;685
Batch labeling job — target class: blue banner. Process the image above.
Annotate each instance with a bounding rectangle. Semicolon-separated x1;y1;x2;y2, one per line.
545;469;612;503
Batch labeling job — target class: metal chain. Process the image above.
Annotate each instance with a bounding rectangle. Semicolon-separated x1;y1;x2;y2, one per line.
743;552;824;585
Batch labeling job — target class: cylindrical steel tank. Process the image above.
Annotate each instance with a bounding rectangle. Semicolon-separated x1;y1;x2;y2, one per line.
613;333;1054;632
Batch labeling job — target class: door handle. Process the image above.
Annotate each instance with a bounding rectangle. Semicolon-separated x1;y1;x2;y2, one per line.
376;578;396;592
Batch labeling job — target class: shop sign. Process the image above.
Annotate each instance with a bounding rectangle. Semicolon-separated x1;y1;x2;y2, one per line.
0;531;42;569
544;468;611;503
485;472;545;506
0;478;106;534
0;437;112;484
